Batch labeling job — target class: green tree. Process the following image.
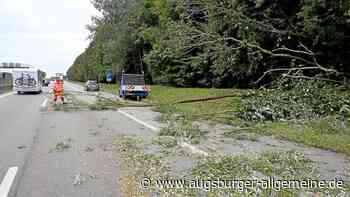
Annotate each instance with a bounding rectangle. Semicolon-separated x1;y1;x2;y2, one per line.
67;0;350;87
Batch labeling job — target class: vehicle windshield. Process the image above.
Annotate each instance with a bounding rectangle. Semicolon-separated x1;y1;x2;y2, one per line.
0;0;349;196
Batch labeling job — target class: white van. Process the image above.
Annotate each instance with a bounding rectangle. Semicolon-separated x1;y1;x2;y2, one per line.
13;69;42;94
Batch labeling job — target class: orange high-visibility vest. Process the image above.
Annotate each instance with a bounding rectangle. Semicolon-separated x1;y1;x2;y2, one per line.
54;81;63;92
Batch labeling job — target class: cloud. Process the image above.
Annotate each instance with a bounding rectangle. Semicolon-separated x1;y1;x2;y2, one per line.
0;0;99;76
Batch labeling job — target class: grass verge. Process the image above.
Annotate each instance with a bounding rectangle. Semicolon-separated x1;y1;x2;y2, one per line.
225;117;350;156
100;83;120;94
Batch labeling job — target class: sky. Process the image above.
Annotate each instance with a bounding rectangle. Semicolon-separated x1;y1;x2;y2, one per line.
0;0;99;77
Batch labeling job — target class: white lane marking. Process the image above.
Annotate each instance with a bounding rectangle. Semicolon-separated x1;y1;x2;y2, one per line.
0;92;14;99
41;98;48;108
0;167;18;197
118;109;159;132
118;109;209;156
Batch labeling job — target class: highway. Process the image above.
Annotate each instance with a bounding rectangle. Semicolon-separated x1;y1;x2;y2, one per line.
0;82;159;197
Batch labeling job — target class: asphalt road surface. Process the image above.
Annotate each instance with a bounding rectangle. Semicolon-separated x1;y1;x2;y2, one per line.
0;90;45;197
0;82;158;197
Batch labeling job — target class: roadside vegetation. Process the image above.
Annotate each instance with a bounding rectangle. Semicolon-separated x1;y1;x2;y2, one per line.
146;86;243;122
100;83;119;95
234;80;350;156
0;73;13;94
232;120;350;156
67;0;349;89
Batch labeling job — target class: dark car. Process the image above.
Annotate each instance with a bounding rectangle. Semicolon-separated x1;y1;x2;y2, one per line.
42;80;50;87
85;80;100;91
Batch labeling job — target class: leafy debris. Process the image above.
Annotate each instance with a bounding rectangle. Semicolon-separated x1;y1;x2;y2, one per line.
238;80;350;121
49;138;74;153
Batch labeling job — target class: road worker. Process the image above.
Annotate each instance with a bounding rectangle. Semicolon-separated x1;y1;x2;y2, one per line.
53;79;64;102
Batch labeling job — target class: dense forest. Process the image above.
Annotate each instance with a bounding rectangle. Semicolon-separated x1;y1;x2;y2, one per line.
67;0;350;88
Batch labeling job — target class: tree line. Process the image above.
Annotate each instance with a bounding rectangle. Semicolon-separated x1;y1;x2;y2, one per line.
67;0;350;88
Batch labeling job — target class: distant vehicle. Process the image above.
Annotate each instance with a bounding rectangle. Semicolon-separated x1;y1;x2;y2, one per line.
86;80;100;91
119;71;150;101
13;69;43;94
42;79;50;87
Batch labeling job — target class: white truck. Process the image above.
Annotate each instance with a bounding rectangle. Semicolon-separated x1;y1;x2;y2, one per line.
13;69;43;94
